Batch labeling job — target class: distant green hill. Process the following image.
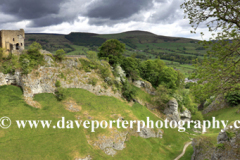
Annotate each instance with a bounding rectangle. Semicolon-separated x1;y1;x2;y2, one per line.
25;30;205;76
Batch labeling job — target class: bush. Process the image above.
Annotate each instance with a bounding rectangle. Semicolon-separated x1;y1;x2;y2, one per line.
19;46;44;74
55;49;66;61
2;54;19;74
225;91;240;106
88;78;98;86
87;51;98;60
99;62;111;79
55;80;61;87
216;143;225;149
29;41;42;50
191;111;203;121
55;87;66;101
185;82;195;89
122;81;136;101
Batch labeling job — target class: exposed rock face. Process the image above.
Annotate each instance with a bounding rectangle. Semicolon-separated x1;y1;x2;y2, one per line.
138;128;163;139
164;98;191;122
180;106;191;122
93;130;128;156
191;136;215;160
0;57;121;99
133;80;155;95
164;98;181;122
191;127;240;160
202;94;229;114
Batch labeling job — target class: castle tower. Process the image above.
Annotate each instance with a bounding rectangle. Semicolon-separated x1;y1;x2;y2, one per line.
0;29;25;57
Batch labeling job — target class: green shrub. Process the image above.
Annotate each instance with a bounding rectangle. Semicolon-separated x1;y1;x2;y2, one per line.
185;82;195;89
79;59;92;72
225;91;240;106
55;80;61;87
2;54;19;74
122;81;136;101
59;73;66;80
55;87;66;101
19;47;44;74
99;62;111;79
191;111;203;121
55;49;66;61
216;143;225;149
226;131;235;140
29;41;42;50
88;78;98;86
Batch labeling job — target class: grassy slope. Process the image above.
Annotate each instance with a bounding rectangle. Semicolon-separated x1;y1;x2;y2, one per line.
0;85;191;160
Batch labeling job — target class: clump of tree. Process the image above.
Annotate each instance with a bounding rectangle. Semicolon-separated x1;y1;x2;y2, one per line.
98;39;125;66
97;39;186;102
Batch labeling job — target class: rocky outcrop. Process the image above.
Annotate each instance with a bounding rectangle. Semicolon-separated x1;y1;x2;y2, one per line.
0;57;121;99
133;80;155;95
191;127;240;160
164;98;191;122
191;136;215;160
202;94;229;114
211;127;240;160
93;129;128;156
164;98;181;122
180;106;191;122
138;128;163;139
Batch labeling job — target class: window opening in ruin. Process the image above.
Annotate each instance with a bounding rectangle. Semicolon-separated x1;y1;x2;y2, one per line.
16;43;19;50
13;38;15;41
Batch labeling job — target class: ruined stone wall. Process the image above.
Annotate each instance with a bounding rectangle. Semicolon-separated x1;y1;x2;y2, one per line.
0;29;25;56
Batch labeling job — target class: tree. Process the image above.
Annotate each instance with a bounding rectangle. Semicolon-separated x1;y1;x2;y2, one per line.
181;0;240;102
29;41;42;50
121;57;140;81
55;49;66;61
140;59;165;87
98;39;125;65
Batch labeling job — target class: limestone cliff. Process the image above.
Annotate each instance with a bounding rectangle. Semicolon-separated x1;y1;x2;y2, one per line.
191;126;240;160
0;56;121;101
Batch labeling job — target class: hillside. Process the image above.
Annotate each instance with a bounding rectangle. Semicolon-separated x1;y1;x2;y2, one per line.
24;30;206;77
25;30;205;63
0;85;192;159
0;52;195;159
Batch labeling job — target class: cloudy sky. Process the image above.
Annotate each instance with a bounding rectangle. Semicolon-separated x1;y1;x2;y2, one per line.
0;0;211;40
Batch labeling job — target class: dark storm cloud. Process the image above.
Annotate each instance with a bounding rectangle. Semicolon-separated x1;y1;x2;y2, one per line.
0;0;184;27
85;0;154;20
0;0;65;19
148;0;184;24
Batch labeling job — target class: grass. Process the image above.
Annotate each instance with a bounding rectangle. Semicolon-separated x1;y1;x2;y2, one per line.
0;85;191;160
203;106;240;134
179;145;194;160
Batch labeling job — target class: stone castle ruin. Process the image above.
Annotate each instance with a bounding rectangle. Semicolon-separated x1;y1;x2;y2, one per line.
0;29;25;56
